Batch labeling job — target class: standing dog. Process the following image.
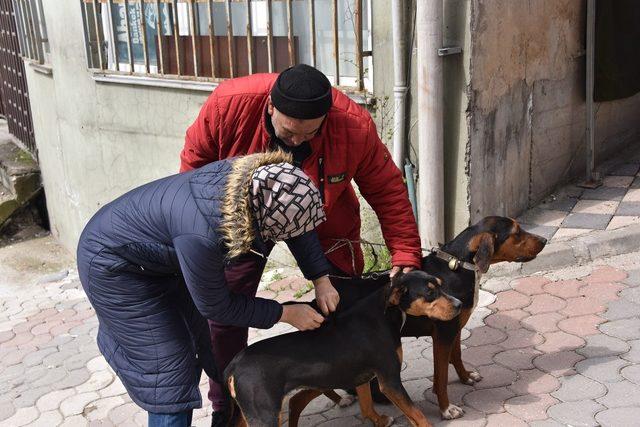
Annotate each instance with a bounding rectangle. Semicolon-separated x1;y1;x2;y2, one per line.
224;271;462;427
401;216;547;419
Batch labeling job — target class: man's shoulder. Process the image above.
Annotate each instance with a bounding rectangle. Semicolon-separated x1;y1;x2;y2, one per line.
214;73;277;100
327;88;372;126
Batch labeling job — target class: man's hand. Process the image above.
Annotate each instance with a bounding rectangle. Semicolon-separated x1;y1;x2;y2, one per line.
313;275;340;315
390;265;416;278
280;304;324;331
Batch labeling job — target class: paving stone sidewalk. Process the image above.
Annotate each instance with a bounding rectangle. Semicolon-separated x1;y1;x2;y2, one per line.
1;235;640;426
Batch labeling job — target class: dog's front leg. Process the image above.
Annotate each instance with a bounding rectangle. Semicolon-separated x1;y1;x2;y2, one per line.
432;334;464;420
449;309;482;385
377;374;432;427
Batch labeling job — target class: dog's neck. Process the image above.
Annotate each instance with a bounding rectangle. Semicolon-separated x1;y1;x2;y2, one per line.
439;226;479;265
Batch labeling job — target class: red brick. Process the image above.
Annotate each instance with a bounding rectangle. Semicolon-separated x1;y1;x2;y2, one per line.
561;296;605;317
462;344;503;367
521;313;563;333
558;314;605;336
512;276;550;295
525;294;567;315
31;320;63;336
0;330;15;343
486;412;528;427
509;369;560;395
580;282;625;302
489;290;532;311
536;331;585;353
464;387;514;414
505;393;559;421
500;328;544;350
585;266;628;283
534;350;584;377
485;309;528;331
475;364;517;389
494;347;543;370
463;326;508;347
543;280;584;298
3;331;34;347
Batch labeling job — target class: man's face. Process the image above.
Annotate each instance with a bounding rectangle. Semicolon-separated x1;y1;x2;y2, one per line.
267;97;325;147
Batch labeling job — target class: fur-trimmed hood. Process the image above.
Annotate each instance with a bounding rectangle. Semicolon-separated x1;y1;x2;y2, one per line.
219;150;293;258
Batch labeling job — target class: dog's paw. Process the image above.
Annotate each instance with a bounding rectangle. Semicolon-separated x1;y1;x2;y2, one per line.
337;395;356;407
441;404;465;420
375;415;394;427
469;371;482;382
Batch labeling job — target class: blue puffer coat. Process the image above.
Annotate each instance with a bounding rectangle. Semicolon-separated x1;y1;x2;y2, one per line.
76;153;330;413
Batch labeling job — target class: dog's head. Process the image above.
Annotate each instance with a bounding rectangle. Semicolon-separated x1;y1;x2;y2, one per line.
467;216;547;274
388;271;462;321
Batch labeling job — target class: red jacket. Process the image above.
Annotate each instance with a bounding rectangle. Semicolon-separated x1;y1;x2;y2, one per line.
181;73;421;274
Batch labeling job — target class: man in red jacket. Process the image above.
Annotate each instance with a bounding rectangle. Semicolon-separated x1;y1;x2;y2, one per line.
181;64;421;424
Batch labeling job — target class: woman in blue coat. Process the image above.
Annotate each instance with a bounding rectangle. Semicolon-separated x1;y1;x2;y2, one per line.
77;151;337;426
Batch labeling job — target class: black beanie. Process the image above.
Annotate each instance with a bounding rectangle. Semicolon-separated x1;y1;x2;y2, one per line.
270;64;333;120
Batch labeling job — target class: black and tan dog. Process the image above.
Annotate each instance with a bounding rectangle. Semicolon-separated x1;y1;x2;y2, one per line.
288;216;547;421
399;216;547;419
224;271;462;427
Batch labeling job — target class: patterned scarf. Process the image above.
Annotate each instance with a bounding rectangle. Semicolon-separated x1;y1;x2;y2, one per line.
250;163;326;240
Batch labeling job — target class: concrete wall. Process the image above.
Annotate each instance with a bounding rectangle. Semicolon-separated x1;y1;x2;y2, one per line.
27;1;209;253
467;0;640;221
372;0;472;242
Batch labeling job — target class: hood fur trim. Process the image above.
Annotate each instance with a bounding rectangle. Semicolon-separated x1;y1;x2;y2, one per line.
219;150;293;259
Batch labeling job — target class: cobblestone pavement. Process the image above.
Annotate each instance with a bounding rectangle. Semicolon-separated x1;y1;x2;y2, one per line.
518;146;640;241
1;235;640;426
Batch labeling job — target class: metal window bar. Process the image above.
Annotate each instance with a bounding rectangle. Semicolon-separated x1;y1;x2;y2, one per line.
106;0;119;71
24;0;39;61
16;0;34;59
206;0;215;77
354;0;363;91
138;0;149;73
245;0;253;75
171;0;181;75
80;0;94;68
90;0;104;68
77;0;369;92
187;0;199;76
286;0;293;66
123;0;134;71
308;0;315;67
225;0;234;78
265;0;273;72
11;0;26;57
332;0;339;86
155;0;164;74
26;0;44;63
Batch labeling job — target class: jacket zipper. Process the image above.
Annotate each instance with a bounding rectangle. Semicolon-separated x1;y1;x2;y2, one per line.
318;156;325;203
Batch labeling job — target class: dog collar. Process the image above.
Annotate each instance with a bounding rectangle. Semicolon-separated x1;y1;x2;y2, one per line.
434;249;478;272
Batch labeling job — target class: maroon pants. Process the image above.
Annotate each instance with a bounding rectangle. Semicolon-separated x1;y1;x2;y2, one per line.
207;250;270;411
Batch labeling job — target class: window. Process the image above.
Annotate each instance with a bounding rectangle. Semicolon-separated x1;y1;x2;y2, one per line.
80;0;372;92
13;0;50;64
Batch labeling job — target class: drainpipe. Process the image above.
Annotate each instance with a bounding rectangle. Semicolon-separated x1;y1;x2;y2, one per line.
416;0;444;248
391;0;408;169
581;0;602;188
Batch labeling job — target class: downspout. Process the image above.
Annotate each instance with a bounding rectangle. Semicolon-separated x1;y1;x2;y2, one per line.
416;0;444;248
581;0;602;188
391;0;408;169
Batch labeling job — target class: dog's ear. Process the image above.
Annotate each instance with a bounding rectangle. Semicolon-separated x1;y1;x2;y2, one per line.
388;284;406;305
388;273;407;305
469;232;495;274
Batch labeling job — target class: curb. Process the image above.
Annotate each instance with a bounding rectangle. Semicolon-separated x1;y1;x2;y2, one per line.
486;224;640;278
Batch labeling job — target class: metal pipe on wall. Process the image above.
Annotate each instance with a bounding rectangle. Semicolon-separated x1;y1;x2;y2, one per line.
416;0;444;248
585;0;598;185
391;0;408;170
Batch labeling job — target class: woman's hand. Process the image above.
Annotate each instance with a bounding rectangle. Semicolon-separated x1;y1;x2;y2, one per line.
280;304;325;331
313;275;340;315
